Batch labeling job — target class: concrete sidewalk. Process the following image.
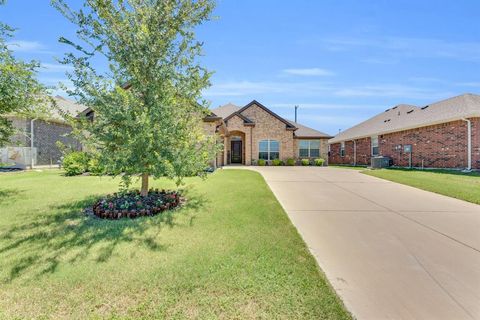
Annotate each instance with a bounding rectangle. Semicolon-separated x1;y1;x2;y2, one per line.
247;166;480;320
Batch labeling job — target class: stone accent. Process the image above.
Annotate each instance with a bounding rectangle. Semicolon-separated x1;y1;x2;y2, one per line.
329;118;480;170
224;114;252;164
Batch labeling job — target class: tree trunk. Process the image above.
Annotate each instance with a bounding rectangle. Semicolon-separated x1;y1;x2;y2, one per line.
140;173;149;196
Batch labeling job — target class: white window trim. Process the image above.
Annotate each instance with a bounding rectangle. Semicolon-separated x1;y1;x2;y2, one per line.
371;136;379;156
259;139;280;161
340;141;345;157
299;140;321;158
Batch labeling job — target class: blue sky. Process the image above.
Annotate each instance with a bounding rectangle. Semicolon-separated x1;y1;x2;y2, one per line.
1;0;479;135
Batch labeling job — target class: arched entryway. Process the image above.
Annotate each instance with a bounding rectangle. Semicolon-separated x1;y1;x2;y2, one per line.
227;131;246;165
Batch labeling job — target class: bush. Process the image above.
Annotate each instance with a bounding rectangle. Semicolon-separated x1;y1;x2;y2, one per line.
286;158;295;166
314;158;325;166
301;159;310;166
271;159;282;166
62;151;90;176
257;159;266;166
87;157;105;176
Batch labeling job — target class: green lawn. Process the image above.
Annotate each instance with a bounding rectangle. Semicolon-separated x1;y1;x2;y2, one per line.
363;168;480;204
0;169;350;319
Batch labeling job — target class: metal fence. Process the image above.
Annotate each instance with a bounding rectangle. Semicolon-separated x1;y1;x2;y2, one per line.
0;147;37;168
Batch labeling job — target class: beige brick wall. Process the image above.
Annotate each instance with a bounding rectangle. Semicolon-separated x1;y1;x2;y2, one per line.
294;138;329;163
239;104;295;162
224;115;252;164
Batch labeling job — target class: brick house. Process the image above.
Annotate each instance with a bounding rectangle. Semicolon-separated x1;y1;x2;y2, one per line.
329;93;480;170
5;96;84;166
206;100;331;166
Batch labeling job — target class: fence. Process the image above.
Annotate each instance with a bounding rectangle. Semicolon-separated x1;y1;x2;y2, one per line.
0;147;37;168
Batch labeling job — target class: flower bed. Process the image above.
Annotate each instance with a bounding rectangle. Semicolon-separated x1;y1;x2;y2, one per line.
92;189;182;219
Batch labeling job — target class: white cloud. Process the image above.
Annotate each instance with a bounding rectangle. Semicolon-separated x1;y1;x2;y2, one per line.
360;57;398;65
333;84;453;100
40;63;74;73
322;36;480;61
456;82;480;87
204;80;331;97
272;103;383;110
282;68;334;76
306;114;367;125
206;80;450;101
6;40;52;54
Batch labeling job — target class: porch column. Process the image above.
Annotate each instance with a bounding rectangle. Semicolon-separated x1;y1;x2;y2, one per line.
223;136;228;165
245;129;251;165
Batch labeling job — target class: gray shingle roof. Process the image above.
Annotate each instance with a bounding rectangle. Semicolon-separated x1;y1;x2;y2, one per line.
329;93;480;144
287;120;332;138
211;102;331;138
50;96;88;120
210;103;241;118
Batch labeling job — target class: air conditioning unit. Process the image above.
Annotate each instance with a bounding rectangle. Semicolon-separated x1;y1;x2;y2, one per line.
371;156;392;169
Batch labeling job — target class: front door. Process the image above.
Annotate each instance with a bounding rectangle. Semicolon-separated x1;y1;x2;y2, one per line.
231;140;242;164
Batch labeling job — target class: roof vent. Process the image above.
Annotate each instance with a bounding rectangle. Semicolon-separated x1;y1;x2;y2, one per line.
384;119;391;123
421;105;429;110
407;110;414;114
392;106;398;110
385;108;390;112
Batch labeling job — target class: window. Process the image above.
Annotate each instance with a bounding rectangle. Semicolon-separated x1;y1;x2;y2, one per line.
259;140;279;160
299;140;320;158
340;142;345;157
371;136;379;156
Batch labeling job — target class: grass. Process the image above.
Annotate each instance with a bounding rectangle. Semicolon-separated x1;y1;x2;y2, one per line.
0;169;350;319
363;168;480;204
329;165;367;171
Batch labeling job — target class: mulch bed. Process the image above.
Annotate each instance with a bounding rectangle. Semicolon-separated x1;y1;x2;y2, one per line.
89;189;183;219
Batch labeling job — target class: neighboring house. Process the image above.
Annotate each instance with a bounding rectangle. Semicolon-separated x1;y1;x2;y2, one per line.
206;100;332;166
5;96;85;166
329;93;480;170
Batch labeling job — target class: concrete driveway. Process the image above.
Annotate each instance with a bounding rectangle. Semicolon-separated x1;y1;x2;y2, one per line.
250;166;480;320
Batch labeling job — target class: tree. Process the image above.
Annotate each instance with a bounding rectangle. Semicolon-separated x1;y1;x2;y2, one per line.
53;0;219;196
0;1;49;146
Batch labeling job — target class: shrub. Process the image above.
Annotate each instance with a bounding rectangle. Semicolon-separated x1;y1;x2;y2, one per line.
87;157;105;176
286;158;295;166
62;151;90;176
272;159;282;166
301;159;310;166
257;159;266;166
314;158;325;166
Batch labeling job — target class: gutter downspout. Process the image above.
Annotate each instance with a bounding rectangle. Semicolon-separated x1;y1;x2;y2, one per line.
462;118;472;172
353;140;357;166
30;118;38;169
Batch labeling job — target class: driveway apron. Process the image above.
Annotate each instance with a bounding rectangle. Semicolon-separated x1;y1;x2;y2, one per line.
248;167;480;320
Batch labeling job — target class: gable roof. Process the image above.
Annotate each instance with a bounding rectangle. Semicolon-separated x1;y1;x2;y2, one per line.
223;111;255;125
236;100;297;129
287;120;333;138
52;96;88;120
211;103;241;118
210;100;331;137
330;93;480;144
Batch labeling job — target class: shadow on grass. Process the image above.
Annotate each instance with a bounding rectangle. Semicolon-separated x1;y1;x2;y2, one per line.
0;192;207;283
0;188;23;205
